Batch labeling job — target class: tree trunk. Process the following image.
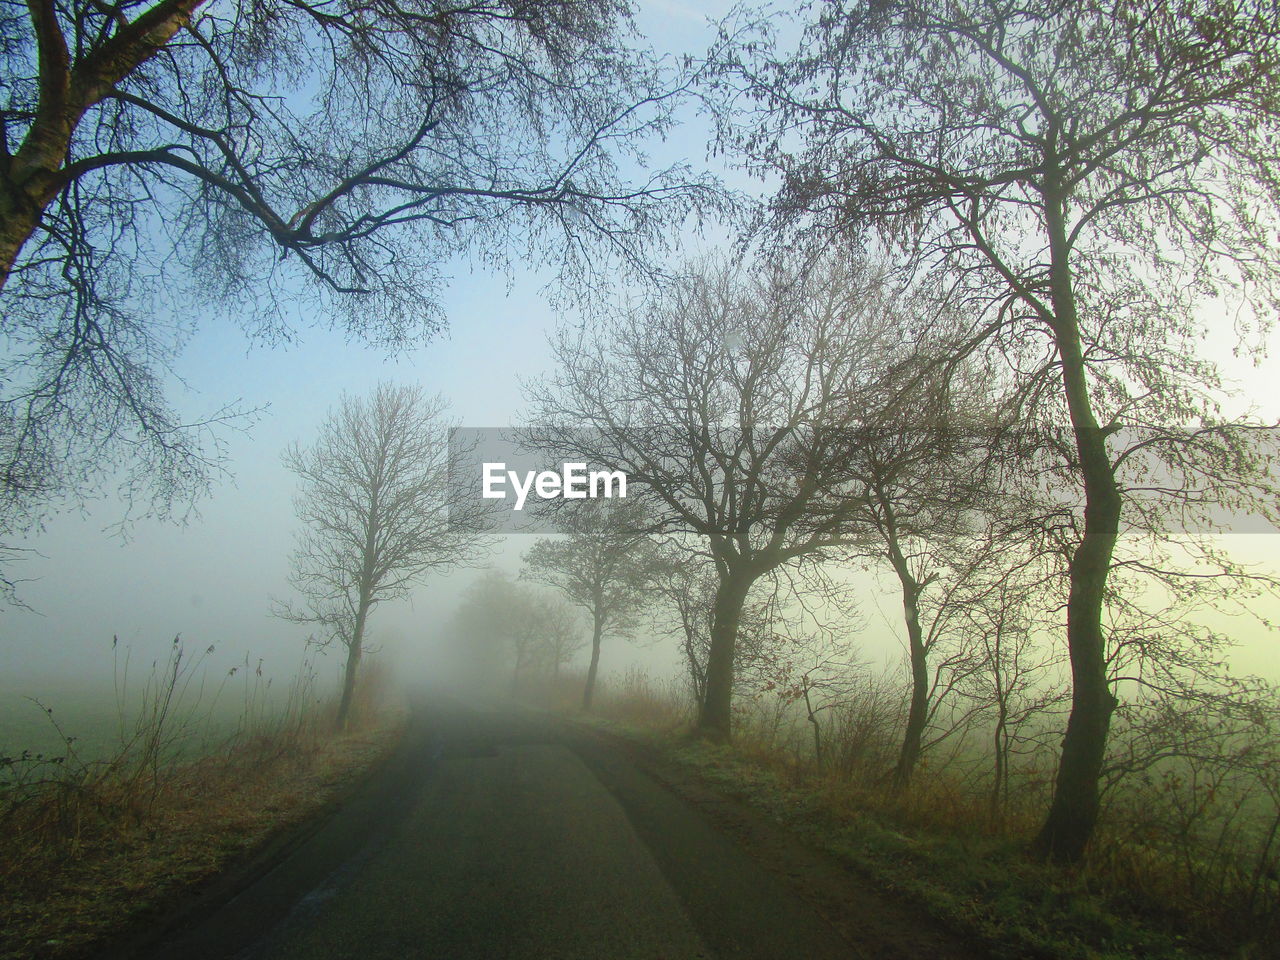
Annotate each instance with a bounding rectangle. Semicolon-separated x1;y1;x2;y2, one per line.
698;569;754;741
802;679;824;773
511;643;524;695
0;192;50;290
886;520;927;792
1031;182;1122;863
581;613;604;711
336;600;369;732
991;701;1008;822
336;637;362;732
892;615;928;790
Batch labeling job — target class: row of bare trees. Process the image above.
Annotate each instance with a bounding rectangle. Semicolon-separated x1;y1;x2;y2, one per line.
519;237;1279;865
281;239;1274;876
702;0;1280;864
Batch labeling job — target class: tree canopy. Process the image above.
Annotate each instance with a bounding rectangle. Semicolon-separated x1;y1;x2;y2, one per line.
0;0;715;552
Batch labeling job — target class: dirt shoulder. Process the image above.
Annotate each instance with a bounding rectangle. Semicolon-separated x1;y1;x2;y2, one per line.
0;714;406;960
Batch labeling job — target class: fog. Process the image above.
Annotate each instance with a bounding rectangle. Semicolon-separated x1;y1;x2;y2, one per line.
4;289;1279;705
0;271;628;697
9;4;1280;955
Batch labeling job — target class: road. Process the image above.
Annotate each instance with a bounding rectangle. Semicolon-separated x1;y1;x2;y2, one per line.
131;704;986;960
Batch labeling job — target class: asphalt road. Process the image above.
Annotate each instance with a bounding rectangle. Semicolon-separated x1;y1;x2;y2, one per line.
132;704;976;960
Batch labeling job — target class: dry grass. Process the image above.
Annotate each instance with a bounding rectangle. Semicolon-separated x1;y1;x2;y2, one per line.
0;644;405;960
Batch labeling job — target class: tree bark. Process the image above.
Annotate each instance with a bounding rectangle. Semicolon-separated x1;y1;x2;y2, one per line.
0;189;55;289
890;567;928;791
991;700;1008;821
1031;181;1121;863
581;612;604;711
698;568;754;741
802;679;824;773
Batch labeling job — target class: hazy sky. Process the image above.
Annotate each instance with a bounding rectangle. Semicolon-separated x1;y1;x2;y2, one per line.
3;0;1278;705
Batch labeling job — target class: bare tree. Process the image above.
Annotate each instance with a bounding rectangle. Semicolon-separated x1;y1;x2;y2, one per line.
718;0;1280;861
651;546;825;714
525;254;905;740
520;498;654;711
827;348;1003;790
278;383;489;729
448;569;524;695
963;558;1069;822
650;549;718;706
0;0;716;566
506;596;547;695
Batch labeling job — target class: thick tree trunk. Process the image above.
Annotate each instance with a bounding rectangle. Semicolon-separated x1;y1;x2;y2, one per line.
1031;184;1122;863
581;614;604;711
698;569;754;741
0;192;51;290
1032;485;1118;861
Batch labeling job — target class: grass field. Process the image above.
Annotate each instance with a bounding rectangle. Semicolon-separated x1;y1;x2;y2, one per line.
0;642;400;960
2;641;334;773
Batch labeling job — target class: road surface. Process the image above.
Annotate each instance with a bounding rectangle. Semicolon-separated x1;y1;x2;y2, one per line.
129;704;986;960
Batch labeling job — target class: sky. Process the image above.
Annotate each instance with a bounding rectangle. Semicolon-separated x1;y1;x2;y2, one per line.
2;0;1279;711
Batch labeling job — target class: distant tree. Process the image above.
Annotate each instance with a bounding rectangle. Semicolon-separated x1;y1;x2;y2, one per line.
509;593;587;691
0;0;714;573
525;255;902;740
650;551;718;706
449;570;525;693
521;498;655;710
537;598;588;686
278;383;489;729
955;542;1069;821
450;571;585;693
719;0;1280;861
828;341;1002;790
506;596;546;694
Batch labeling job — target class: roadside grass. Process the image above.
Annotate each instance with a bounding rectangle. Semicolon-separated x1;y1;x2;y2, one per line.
0;642;405;960
579;670;1273;960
